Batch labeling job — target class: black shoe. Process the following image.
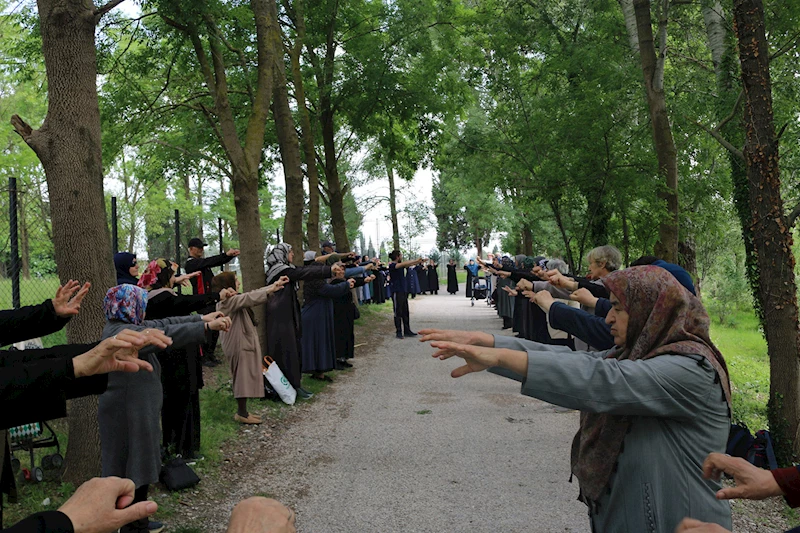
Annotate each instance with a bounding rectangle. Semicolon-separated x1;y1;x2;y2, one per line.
202;358;220;368
148;520;165;533
396;332;404;339
404;331;417;337
340;360;353;368
297;387;314;400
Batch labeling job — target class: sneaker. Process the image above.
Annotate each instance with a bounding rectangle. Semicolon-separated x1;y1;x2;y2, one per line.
297;388;314;400
234;413;262;424
148;520;165;533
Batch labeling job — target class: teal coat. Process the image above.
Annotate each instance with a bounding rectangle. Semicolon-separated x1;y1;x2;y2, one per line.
493;335;732;533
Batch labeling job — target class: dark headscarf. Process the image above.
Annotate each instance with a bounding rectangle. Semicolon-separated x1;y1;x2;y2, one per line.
571;266;731;503
114;252;138;285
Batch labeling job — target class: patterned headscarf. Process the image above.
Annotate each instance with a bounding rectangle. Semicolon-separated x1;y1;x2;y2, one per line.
266;243;296;284
137;258;169;289
571;266;731;503
104;284;148;324
500;256;514;269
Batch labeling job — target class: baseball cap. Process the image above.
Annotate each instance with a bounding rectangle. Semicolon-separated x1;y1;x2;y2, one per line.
188;238;207;248
321;241;335;248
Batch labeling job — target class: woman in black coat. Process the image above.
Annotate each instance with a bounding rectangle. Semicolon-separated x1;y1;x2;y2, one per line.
263;244;332;400
446;260;459;294
426;260;440;295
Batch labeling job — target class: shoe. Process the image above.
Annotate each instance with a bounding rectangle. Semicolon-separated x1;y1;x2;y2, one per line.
297;388;314;400
234;413;262;424
311;374;333;382
339;360;353;368
148;520;165;533
202;358;220;368
404;331;417;337
396;332;404;339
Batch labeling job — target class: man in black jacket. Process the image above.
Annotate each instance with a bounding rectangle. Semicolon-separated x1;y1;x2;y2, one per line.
184;238;239;366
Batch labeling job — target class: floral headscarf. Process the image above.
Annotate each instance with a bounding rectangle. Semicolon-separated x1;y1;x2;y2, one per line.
265;243;295;284
571;266;731;504
137;258;169;289
104;284;148;324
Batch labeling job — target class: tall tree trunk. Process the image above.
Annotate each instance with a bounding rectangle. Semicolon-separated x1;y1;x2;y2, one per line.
386;159;400;251
272;44;304;265
319;106;350;252
521;225;533;256
733;0;800;462
617;0;640;54
286;0;320;251
11;0;118;485
19;190;30;280
632;0;679;262
475;232;484;258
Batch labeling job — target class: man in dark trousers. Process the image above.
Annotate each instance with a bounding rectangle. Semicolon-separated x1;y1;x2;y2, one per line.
185;237;240;366
388;250;425;339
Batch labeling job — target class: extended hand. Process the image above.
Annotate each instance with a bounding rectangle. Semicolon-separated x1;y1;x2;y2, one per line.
516;279;532;291
430;341;498;377
497;271;511;278
219;288;237;301
208;316;232;332
702;452;783;500
72;329;172;378
52;280;91;318
570;288;598;308
202;311;224;322
674;518;731;533
173;271;200;288
59;477;158;533
227;248;241;257
347;278;356;289
268;276;290;293
546;270;575;290
418;329;493;347
502;286;518;296
533;290;555;312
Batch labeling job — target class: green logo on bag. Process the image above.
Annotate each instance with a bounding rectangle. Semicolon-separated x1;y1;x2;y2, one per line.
280;376;289;387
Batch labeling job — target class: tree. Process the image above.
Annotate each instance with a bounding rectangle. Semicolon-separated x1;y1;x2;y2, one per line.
732;0;800;462
10;0;128;484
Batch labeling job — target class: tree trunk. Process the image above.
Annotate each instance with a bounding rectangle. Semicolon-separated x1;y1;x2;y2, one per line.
286;0;320;251
521;225;533;256
386;160;400;251
632;0;679;263
11;0;118;485
319;106;350;252
618;0;640;54
475;232;484;258
733;0;800;462
272;44;304;266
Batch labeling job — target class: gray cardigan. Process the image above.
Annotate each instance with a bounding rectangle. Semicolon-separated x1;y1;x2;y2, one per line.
493;335;732;533
98;315;205;487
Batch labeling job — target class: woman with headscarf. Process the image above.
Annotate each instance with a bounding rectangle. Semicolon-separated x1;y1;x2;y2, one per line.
263;244;333;401
138;259;222;460
421;266;732;532
114;252;139;285
494;257;516;329
98;285;231;533
299;254;353;381
464;259;480;298
427;259;440;295
446;259;459;295
331;267;375;368
212;271;289;423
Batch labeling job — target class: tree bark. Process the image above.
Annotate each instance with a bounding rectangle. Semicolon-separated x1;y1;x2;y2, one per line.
386;159;401;251
521;225;533;256
286;0;320;251
11;0;119;485
632;0;679;263
618;0;640;54
733;0;800;462
272;41;304;265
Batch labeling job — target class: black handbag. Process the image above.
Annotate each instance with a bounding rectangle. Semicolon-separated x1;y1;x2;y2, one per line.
160;457;200;491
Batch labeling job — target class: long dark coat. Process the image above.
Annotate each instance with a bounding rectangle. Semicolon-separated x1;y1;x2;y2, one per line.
372;269;387;304
446;264;459;294
416;265;430;293
301;274;350;374
331;277;364;360
263;265;332;389
427;264;440;293
464;266;474;298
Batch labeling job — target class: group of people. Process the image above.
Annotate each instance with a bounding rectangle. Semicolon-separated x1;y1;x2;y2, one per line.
418;244;800;533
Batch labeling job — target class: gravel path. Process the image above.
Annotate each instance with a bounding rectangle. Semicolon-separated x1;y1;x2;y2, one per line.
283;287;586;532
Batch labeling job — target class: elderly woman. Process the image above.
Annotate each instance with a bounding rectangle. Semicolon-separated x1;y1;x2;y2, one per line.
263;244;332;401
421;266;732;532
99;285;230;533
213;272;289;423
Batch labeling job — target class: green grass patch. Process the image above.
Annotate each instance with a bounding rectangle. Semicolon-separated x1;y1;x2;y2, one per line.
709;309;769;431
416;409;432;415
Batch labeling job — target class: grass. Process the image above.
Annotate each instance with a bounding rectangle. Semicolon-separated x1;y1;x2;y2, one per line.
0;276;66;347
708;309;769;431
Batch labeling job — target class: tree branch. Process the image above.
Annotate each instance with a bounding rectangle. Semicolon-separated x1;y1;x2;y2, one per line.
787;202;800;229
139;140;233;178
94;0;128;21
770;30;800;62
691;118;744;160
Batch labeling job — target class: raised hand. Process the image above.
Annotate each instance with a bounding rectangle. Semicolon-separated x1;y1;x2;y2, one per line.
429;341;498;378
546;270;576;290
227;248;241;257
497;270;511;278
502;286;518;296
347;278;356;289
72;329;172;377
173;271;200;288
516;279;532;291
267;276;290;293
570;288;598;308
701;452;783;500
219;288;238;301
59;477;158;533
208;316;232;332
418;329;494;347
202;311;224;322
532;290;555;312
52;280;91;318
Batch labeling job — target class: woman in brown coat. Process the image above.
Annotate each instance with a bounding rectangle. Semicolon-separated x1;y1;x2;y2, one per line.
212;272;290;424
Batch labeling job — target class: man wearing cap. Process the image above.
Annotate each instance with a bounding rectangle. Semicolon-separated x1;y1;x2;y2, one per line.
185;238;240;366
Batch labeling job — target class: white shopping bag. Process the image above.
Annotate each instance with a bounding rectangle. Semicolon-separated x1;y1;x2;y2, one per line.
262;356;296;405
546;299;580;339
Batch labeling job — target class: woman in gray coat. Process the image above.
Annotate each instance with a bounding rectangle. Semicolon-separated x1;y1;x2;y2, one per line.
98;284;232;533
421;266;732;533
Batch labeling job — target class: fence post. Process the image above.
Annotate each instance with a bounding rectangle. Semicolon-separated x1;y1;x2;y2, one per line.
9;177;20;309
174;209;182;295
111;196;118;254
276;228;280;243
218;217;224;271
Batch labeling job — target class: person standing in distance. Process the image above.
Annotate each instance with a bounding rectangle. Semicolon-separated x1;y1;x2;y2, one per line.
185;237;240;367
388;250;425;339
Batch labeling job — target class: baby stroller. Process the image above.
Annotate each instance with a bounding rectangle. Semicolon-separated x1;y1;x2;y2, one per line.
471;277;488;306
